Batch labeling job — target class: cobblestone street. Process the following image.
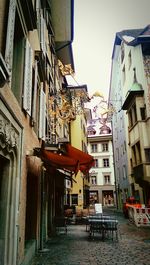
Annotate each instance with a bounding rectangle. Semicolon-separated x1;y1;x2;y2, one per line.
30;208;150;265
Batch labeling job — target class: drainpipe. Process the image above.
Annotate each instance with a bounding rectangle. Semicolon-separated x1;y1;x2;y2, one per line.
39;166;44;250
111;128;119;210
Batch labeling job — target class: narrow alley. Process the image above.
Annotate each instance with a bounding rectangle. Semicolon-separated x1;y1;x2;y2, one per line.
29;208;150;265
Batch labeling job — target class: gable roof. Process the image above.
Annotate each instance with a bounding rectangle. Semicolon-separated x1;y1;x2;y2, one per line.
112;24;150;59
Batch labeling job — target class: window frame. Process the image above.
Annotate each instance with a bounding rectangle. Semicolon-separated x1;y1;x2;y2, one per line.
103;158;109;167
102;143;108;152
104;175;111;185
91;143;98;153
91;175;97;185
71;194;78;205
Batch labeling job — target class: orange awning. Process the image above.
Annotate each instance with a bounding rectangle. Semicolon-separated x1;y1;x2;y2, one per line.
42;149;79;174
41;144;94;175
65;144;95;173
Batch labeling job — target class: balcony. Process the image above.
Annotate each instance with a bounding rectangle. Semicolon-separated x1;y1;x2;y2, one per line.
122;68;144;110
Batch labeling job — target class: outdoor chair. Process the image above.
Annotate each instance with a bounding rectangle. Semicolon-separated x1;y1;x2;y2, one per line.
104;219;118;241
75;209;83;224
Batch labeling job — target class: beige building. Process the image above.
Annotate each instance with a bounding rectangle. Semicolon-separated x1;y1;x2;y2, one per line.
109;25;150;208
0;1;75;265
87;117;116;207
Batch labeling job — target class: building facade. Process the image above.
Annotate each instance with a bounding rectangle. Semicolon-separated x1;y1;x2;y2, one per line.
65;85;93;210
109;25;150;209
87;117;116;207
0;1;75;264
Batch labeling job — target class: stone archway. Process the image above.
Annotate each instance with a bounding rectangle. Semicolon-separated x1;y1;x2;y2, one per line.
0;102;22;265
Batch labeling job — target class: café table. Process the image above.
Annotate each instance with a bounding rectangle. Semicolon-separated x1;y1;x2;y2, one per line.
88;216;118;240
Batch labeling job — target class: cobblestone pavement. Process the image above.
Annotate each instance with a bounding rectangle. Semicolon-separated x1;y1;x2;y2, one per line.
29;208;150;265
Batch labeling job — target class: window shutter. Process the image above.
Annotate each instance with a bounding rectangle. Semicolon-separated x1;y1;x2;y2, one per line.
32;60;38;123
40;14;46;55
23;39;33;116
39;84;46;140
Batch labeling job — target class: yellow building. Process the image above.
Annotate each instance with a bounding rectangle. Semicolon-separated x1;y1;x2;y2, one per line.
69;85;91;210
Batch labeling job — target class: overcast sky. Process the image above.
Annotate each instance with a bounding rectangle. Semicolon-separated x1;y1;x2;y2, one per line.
68;0;150;99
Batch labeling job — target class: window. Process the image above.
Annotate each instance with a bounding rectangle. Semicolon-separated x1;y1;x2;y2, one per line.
132;145;137;166
12;11;25;104
67;180;70;186
91;144;97;153
122;65;126;84
71;194;78;205
133;104;137;124
32;70;40;135
39;84;46;140
91;176;97;185
122;165;127;179
93;159;98;167
128;109;133;128
104;175;110;184
103;158;109;167
130;158;133;173
116;148;119;162
124;141;126;152
145;148;150;162
140;107;146;120
131;142;142;166
40;13;46;55
89;191;98;204
128;50;132;70
102;143;108;152
136;141;142;164
22;39;34;116
121;42;125;63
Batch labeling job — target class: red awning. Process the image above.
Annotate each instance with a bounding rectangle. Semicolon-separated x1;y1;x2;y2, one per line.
65;144;94;173
41;144;94;175
41;149;79;174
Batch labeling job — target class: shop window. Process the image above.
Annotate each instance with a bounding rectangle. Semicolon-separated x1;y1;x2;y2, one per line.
89;191;98;204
